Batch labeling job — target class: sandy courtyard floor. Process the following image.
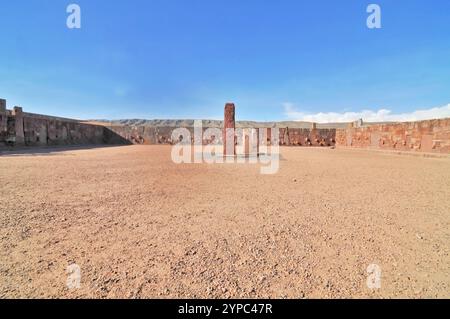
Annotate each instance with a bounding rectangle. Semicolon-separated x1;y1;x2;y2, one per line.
0;145;449;298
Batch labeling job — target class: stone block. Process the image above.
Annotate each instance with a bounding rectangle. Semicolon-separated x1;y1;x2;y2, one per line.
0;99;6;113
12;106;23;116
13;106;25;145
223;103;235;156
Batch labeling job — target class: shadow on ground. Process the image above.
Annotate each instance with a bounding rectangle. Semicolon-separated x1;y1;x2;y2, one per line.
0;144;132;157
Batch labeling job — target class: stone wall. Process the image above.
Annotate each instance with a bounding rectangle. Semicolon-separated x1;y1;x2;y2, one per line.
23;115;105;146
106;125;177;145
0;100;130;148
279;126;336;146
107;125;226;145
0;98;337;148
107;124;336;147
336;118;450;154
0;99;8;144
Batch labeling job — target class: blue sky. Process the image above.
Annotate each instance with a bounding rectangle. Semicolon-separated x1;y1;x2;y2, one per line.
1;0;450;122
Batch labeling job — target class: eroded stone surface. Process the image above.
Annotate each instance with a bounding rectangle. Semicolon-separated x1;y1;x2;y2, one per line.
223;103;236;156
336;118;450;153
0;99;130;147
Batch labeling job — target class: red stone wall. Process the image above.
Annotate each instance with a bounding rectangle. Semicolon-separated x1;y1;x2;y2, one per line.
1;108;130;147
336;118;450;154
23;115;107;146
108;126;337;147
279;128;336;146
223;103;236;155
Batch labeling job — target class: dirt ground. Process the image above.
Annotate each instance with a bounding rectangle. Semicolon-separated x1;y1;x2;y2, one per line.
0;145;449;298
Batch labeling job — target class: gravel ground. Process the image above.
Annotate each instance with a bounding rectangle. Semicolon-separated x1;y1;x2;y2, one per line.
0;145;449;298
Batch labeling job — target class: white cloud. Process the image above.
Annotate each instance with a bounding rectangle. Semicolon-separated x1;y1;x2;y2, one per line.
283;103;450;123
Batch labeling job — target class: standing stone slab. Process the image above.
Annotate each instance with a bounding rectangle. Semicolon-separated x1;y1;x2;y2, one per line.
0;99;6;144
223;103;235;156
0;99;6;113
12;106;24;145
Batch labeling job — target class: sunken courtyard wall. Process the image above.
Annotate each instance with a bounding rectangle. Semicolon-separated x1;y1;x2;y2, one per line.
335;118;450;154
